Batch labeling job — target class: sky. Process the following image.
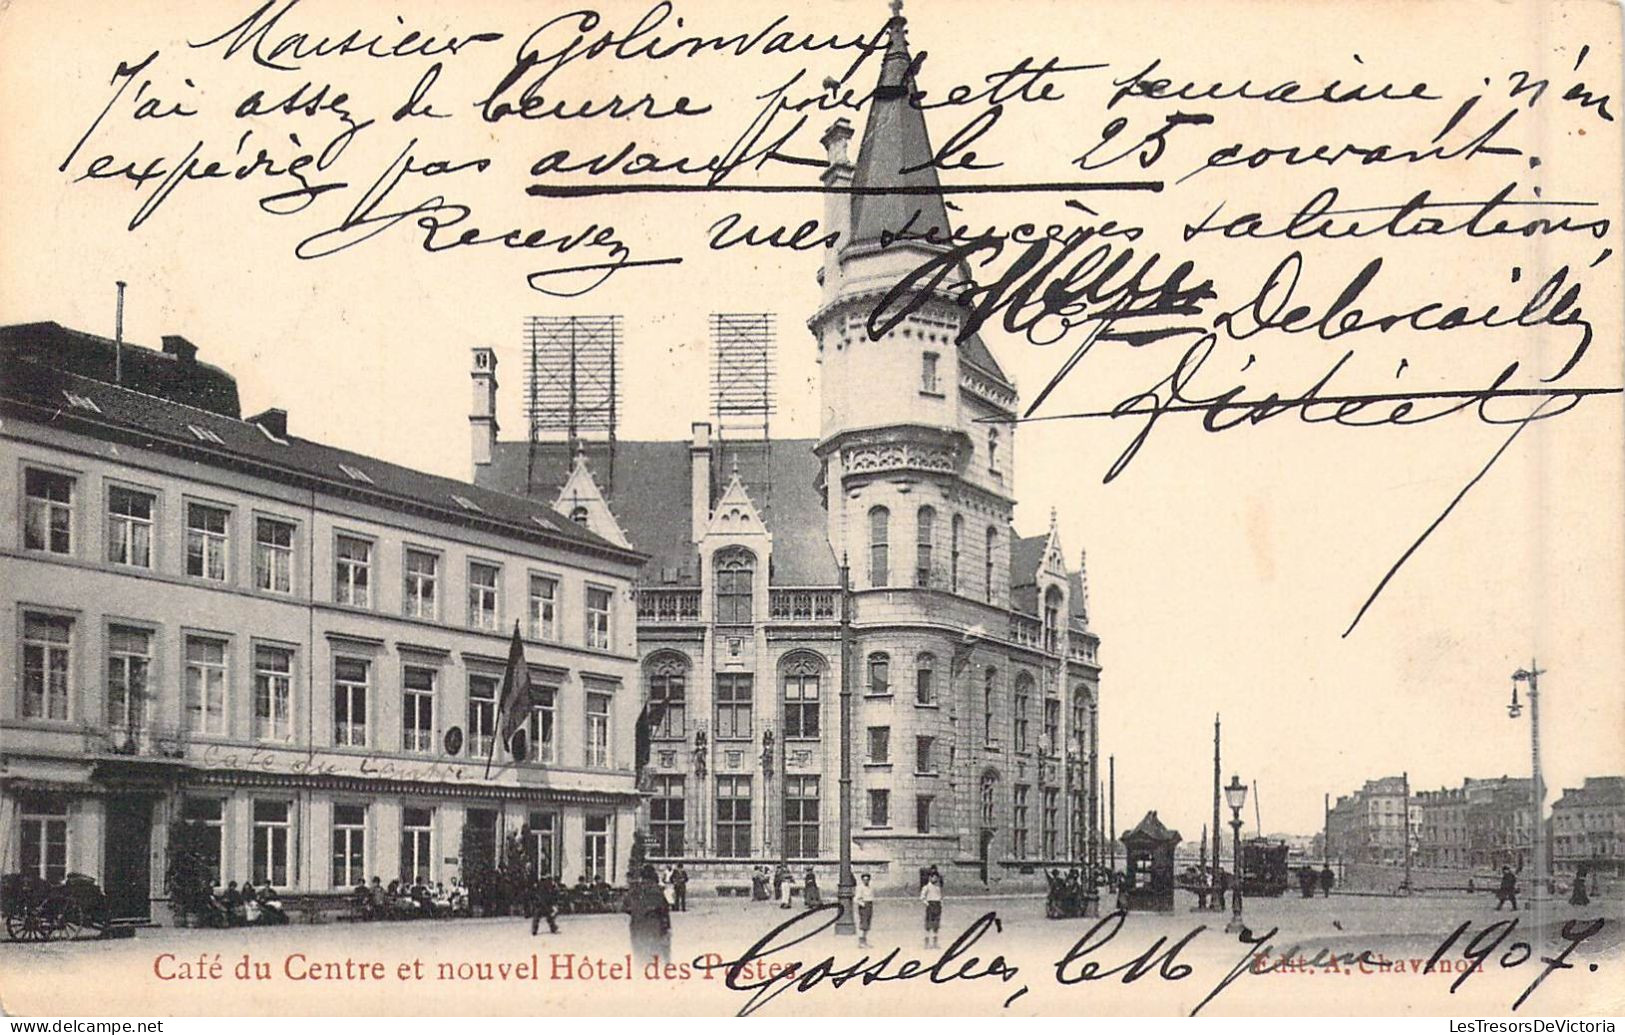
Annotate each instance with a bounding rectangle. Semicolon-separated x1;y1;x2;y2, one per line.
2;0;1621;838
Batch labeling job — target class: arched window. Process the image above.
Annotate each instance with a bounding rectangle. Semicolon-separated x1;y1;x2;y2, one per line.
950;514;963;593
868;506;890;587
645;652;690;739
915;652;936;706
714;548;755;624
915;506;935;587
983;668;998;747
980;769;998;827
570;505;589;525
985;526;998;603
1013;672;1034;753
867;652;891;696
780;652;824;740
1043;586;1063;653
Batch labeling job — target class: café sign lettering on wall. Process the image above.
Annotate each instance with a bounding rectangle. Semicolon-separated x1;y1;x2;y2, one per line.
198;744;478;783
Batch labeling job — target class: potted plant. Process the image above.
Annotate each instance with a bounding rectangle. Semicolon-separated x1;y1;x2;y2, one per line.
164;819;216;928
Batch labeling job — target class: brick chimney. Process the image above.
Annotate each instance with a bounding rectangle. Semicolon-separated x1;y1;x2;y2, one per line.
161;334;198;364
690;421;713;543
248;408;288;440
470;347;499;477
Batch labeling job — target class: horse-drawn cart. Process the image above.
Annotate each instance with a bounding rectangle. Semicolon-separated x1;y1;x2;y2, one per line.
2;873;111;942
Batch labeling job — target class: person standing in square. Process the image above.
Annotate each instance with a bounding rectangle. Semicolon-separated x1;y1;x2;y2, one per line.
920;871;943;948
854;873;875;948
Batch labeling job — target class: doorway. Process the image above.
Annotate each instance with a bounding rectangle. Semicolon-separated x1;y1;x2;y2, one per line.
104;796;153;922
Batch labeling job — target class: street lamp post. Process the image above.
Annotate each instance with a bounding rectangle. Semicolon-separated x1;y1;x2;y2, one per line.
1508;661;1546;914
1225;774;1248;933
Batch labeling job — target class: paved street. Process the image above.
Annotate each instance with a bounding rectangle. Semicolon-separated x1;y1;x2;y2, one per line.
3;890;1620;1016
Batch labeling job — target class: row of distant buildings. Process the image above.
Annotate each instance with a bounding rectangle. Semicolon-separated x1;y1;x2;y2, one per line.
1325;775;1625;876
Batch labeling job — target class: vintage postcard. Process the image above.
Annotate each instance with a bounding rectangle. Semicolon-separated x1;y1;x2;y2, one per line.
0;0;1621;1020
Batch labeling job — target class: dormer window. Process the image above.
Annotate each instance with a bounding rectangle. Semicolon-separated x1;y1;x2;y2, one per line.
1043;586;1063;653
62;391;101;413
338;464;373;484
570;505;589;525
451;494;482;513
714;547;754;624
187;424;225;444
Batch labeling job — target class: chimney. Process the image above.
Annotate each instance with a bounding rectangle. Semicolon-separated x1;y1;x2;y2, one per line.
114;281;126;385
690;421;713;543
161;334;198;365
469;347;499;477
818;118;854;300
248;407;288;440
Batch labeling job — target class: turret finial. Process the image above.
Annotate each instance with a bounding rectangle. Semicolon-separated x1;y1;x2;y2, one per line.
889;0;903;18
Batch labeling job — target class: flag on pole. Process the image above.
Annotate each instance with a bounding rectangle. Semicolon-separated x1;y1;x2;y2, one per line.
486;622;532;776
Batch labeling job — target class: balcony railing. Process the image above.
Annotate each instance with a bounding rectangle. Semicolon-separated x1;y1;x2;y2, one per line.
1009;613;1043;649
1068;636;1099;664
768;587;839;622
87;724;190;759
637;587;701;623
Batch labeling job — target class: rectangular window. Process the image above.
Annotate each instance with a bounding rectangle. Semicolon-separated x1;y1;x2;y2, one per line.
1014;686;1030;753
916;735;936;774
867;726;890;765
251;800;291;887
869;508;889;588
922;352;939;393
715;775;752;858
254;518;294;593
650;775;685;857
528;575;557;640
182;798;224;886
468;562;500;630
401;807;432;884
1013;785;1030;859
404;549;438;619
467;674;497;758
333;657;368;747
21;612;72;721
585;691;611;768
106;625;151;730
867;654;890;696
186;503;229;581
19;799;69;883
916;795;933;835
916;508;935;587
253;645;292;740
527;689;556;764
184;635;228;735
334;535;371;607
527;812;558;879
783;669;819;738
332;803;366;888
715;558;753;624
867;789;890;828
1044;699;1060;755
106;486;154;568
583;814;611;882
402;665;435;753
714;673;753;740
915;658;936;705
784;775;820;857
585;586;612;649
1042;788;1059;858
650;668;686;738
23;468;73;555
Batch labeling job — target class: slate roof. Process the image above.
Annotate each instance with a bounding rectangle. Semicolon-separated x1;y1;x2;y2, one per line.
1123;810;1181;844
2;321;241;417
481;438;838;586
1554;777;1625;809
2;347;638;563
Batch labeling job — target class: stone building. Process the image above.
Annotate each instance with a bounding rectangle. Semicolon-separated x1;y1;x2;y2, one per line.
1466;776;1535;871
1415;784;1470;869
472;7;1101;890
1550;776;1625;878
1;323;645;922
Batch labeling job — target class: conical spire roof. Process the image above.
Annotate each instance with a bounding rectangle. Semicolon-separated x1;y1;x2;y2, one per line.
847;5;953;248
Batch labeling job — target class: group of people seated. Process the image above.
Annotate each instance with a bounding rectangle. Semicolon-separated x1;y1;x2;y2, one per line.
215;881;288;926
1044;867;1106;919
350;876;469;921
555;874;621;914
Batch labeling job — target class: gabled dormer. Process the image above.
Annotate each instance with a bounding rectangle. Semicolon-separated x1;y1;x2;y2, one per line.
551;447;631;549
700;458;772;626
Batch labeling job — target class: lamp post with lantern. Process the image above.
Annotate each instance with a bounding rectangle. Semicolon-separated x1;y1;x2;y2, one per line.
1224;774;1248;932
1508;661;1546;911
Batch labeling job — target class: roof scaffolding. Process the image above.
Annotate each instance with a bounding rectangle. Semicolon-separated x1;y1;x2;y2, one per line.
524;315;623;494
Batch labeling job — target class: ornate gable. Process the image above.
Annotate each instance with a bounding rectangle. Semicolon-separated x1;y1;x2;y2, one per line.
550;448;631;548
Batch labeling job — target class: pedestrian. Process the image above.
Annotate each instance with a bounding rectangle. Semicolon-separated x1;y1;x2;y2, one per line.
531;875;560;935
1319;864;1335;898
920;871;944;949
624;865;672;966
1495;866;1519;911
855;873;875;948
804;869;822;908
779;868;798;910
671;863;689;912
1299;867;1317;899
1569;864;1590;907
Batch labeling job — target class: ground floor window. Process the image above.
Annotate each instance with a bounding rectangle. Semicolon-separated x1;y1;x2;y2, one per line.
1012;785;1030;859
867;789;890;828
401;807;432;884
1042;788;1059;858
715;776;752;858
19;798;69;883
584;814;611;881
650;776;685;857
332;803;366;888
181;797;224;886
251;800;291;887
783;776;819;857
528;812;559;878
